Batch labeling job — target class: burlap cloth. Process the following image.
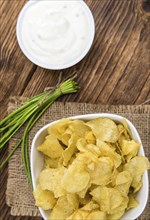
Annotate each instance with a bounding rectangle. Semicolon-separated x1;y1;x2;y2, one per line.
6;97;150;219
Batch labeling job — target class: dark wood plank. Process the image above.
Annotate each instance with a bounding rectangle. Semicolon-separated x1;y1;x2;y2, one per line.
0;0;36;119
0;0;150;220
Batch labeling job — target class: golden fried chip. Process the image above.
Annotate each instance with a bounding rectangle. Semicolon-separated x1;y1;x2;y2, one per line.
86;211;107;220
49;196;74;220
76;138;101;156
115;171;132;195
39;167;66;198
111;168;119;186
90;186;125;212
87;118;119;143
79;193;91;206
69;120;91;138
127;194;139;210
85;131;96;144
77;181;91;198
97;140;121;168
67;193;79;210
37;134;64;159
61;161;90;193
122;118;132;138
120;139;141;162
81;201;99;211
62;134;78;166
89;157;113;185
70;210;89;220
33;185;56;210
44;156;59;169
123;156;150;189
48;119;72;144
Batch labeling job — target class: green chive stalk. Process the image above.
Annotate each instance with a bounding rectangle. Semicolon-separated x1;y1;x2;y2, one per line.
0;77;79;184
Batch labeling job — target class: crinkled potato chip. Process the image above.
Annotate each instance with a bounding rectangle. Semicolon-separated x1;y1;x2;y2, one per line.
33;184;56;210
90;186;126;213
67;193;79;210
61;161;90;193
120;139;141;162
44;156;60;169
49;196;74;220
97;140;121;168
123;156;150;189
37;134;64;158
127;194;139;210
48;119;72;145
87;118;119;143
69;120;91;138
62;134;78;166
34;117;150;220
69;210;89;220
77;138;101;156
81;201;99;211
77;181;91;198
86;211;107;220
39;167;66;198
115;171;132;195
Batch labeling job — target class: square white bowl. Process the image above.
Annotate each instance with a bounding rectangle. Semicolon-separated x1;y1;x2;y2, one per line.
31;113;149;220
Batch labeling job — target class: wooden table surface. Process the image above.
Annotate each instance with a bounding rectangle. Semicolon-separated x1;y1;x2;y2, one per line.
0;0;150;219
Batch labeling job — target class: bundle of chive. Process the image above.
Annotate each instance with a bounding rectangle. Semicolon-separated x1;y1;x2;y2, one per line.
0;75;79;185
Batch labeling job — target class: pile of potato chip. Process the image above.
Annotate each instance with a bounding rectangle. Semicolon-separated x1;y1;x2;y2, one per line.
33;118;150;220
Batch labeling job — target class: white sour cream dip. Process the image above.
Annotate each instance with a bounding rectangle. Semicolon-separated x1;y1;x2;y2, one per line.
19;0;95;69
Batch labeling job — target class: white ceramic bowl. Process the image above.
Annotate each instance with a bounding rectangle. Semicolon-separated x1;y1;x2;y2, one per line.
31;113;149;220
16;0;95;70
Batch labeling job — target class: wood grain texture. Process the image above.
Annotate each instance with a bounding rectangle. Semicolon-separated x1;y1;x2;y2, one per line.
0;0;150;220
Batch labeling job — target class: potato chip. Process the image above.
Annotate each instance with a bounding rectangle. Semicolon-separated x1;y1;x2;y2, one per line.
107;194;129;216
49;196;74;220
69;120;91;138
87;118;119;143
76;138;101;156
79;193;91;206
86;211;107;220
122;118;132;138
61;128;72;145
44;156;59;169
107;209;125;220
97;140;121;168
133;181;143;193
33;184;56;210
76;151;99;165
85;131;96;144
77;181;91;198
81;201;99;211
127;193;139;210
48;119;72;144
69;210;89;220
111;168;119;186
38;134;64;159
61;161;90;193
67;193;79;210
89;157;113;185
90;186;125;213
62;134;78;166
39;167;66;198
120;139;141;162
123;156;150;189
115;171;132;195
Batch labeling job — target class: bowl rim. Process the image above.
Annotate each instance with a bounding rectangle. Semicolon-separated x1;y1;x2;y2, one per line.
31;113;149;220
16;0;95;70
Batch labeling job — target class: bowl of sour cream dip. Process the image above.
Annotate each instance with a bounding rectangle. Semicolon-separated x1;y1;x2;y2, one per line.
16;0;95;70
